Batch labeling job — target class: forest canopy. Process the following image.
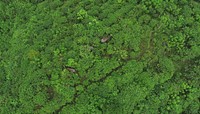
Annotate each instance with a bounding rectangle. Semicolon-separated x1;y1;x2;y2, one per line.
0;0;199;114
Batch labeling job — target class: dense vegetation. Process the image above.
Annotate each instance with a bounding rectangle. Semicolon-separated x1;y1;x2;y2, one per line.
0;0;199;114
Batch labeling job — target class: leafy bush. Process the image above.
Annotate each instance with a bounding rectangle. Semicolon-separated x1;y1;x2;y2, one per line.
0;0;199;114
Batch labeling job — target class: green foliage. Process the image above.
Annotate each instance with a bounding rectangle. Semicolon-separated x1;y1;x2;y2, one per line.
0;0;199;114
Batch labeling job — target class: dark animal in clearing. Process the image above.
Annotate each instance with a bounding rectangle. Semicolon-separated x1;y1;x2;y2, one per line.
101;35;112;43
66;67;76;73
